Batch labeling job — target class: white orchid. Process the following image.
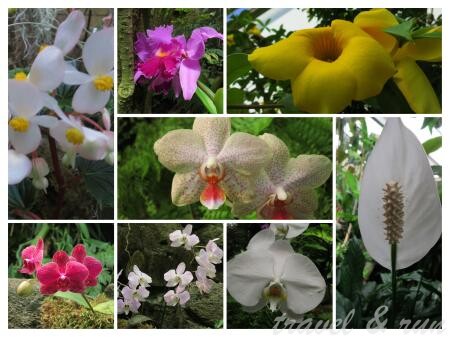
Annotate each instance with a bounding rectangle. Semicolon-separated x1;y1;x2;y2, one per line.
227;229;326;318
203;240;223;264
195;250;217;278
163;287;191;307
358;118;441;270
169;224;200;250
64;27;114;114
269;223;309;239
195;266;215;294
128;265;152;288
8;149;32;185
121;284;150;302
164;262;194;288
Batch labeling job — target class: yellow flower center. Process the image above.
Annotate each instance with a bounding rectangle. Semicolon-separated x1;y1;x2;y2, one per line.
39;44;49;53
93;75;113;91
65;127;84;145
313;30;343;62
14;72;27;81
155;48;170;58
9;117;30;132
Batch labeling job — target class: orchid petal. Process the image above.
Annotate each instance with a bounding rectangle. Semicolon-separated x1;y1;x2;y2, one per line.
259;133;290;185
63;66;92;85
171;171;206;206
247;229;275;251
84;256;102;279
192;118;231;157
283;155;332;191
78;127;109;160
72;82;110;114
179;59;201;100
29;46;65;91
36;262;60;284
54;10;85;55
268;240;295;278
286;223;309;239
52;250;70;271
71;244;87;262
8;149;32;185
34;115;58;128
83;28;114;76
286;189;318;219
65;261;89;282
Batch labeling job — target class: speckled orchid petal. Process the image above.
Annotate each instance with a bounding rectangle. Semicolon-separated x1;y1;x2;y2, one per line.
358;118;441;270
220;169;258;204
171;171;206;206
192;117;231;157
154;129;207;173
259;133;290;185
283;155;332;192
285;189;318;220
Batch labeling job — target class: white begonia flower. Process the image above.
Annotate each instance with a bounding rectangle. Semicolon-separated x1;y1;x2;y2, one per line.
270;223;309;239
128;265;152;288
8;149;32;185
164;262;194;288
49;116;109;168
169;224;200;250
358;118;441;270
195;266;214;294
64;28;114;114
53;10;86;55
163;287;191;307
8;80;58;155
227;229;326;318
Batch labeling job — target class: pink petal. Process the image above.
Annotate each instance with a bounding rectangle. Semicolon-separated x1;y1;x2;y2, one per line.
71;244;87;262
65;261;89;283
179;59;201;100
21;245;36;261
36;262;60;286
178;290;190;305
40;282;59;295
69;280;87;293
140;57;162;79
52;251;69;272
84;256;103;279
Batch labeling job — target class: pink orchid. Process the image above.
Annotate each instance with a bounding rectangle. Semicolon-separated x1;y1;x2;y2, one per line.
70;244;103;287
154;118;271;210
134;25;223;100
195;266;214;294
20;238;44;275
163;287;190;307
36;250;89;294
164;262;194;288
169;224;199;250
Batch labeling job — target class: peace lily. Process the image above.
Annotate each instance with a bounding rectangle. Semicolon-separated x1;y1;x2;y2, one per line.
232;133;331;219
227;229;326;317
164;262;194;288
354;8;441;114
8;149;32;185
249;20;395;113
269;223;309;239
358;118;441;270
64;27;114;114
154;118;271;210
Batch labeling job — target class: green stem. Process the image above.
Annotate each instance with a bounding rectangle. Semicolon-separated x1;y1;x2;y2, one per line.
82;293;95;314
227;103;284;110
389;243;397;328
197;81;215;101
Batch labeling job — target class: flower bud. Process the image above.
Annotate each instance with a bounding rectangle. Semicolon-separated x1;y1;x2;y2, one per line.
105;152;114;166
32;177;49;192
62;152;76;168
30;157;49;178
16;280;34;297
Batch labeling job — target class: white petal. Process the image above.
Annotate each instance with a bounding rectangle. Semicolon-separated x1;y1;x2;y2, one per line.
72;82;110;114
247;229;275;251
358;118;442;270
78;127;108;160
9;122;42;154
83;28;114;76
176;262;186;274
41;93;69;122
242;297;267;313
281;254;326;315
28;46;65;91
8;79;44;117
54;10;85;55
63;66;92;85
192;117;231;157
8;150;32;185
34;115;58;128
268;240;295;278
286;223;309;239
49;120;74;152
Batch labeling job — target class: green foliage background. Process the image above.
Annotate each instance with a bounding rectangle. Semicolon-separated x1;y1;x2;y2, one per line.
8;223;114;298
227;223;333;328
118;117;332;220
336;118;442;328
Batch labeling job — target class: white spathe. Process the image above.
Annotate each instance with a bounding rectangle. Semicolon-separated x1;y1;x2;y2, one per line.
358;118;441;270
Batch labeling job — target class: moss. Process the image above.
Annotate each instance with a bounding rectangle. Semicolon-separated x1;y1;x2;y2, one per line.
40;294;113;329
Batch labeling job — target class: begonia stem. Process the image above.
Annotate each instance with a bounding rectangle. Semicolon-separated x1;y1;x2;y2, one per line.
73;113;105;132
82;293;95;314
13;209;41;220
388;243;397;328
48;135;65;219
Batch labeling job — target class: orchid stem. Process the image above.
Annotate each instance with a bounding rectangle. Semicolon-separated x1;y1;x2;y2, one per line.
82;293;95;314
388;243;397;328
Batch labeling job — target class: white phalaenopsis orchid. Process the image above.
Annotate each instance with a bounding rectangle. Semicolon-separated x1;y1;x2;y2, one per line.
8;149;32;185
164;262;194;288
163;287;191;307
358;118;441;270
64;27;114;114
8;80;58;154
169;225;200;250
227;229;326;318
270;223;309;239
128;265;152;288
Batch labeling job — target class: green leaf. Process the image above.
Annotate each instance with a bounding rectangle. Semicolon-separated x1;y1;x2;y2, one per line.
213;88;223;114
227;88;245;105
338;238;365;301
412;27;442;39
54;291;89;308
384;21;414;41
195;87;217;114
77;158;114;207
227;53;251;85
93;300;114;315
8;179;36;210
128;314;153;327
422;136;442;154
231;117;273;135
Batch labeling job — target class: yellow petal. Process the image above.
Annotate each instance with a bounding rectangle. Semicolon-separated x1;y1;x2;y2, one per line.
291;59;356;114
395;29;442;62
394;58;441;114
248;28;319;80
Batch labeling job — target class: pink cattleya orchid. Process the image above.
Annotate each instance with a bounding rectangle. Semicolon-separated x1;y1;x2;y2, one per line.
70;244;103;287
154;118;271;210
232;133;332;220
20;238;44;275
134;25;223;100
36;250;89;294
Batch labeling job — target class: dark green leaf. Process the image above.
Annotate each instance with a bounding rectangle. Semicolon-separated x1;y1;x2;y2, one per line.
422;136;442;154
195;87;217;114
213;88;223;114
77;158;114;207
384;21;414;41
338;238;365;301
227;53;251;85
128;314;153;327
227;88;245;105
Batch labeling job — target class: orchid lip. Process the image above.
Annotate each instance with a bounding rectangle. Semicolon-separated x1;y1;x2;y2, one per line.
199;159;225;184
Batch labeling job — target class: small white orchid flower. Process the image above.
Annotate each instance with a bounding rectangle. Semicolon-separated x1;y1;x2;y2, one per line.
64;28;114;114
204;240;223;264
227;229;326;318
358;118;441;270
195;266;214;294
269;223;309;239
195;250;216;278
117;297;140;315
163;287;191;307
8;149;32;185
164;262;194;288
169;224;200;250
154;118;271;210
128;265;152;288
121;285;150;302
8;80;58;154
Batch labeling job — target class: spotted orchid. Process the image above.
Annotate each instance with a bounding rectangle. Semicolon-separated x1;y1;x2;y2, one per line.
19;239;44;275
232;133;332;219
169;224;200;250
164;262;194;288
154;118;271;210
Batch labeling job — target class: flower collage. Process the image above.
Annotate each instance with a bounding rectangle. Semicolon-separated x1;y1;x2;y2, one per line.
6;6;443;333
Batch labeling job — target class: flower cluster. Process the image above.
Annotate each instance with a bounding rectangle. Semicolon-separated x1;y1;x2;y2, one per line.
117;265;152;315
227;225;326;318
135;25;223;100
164;225;223;306
249;8;441;114
9;10;114;187
19;239;102;295
154;118;332;219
